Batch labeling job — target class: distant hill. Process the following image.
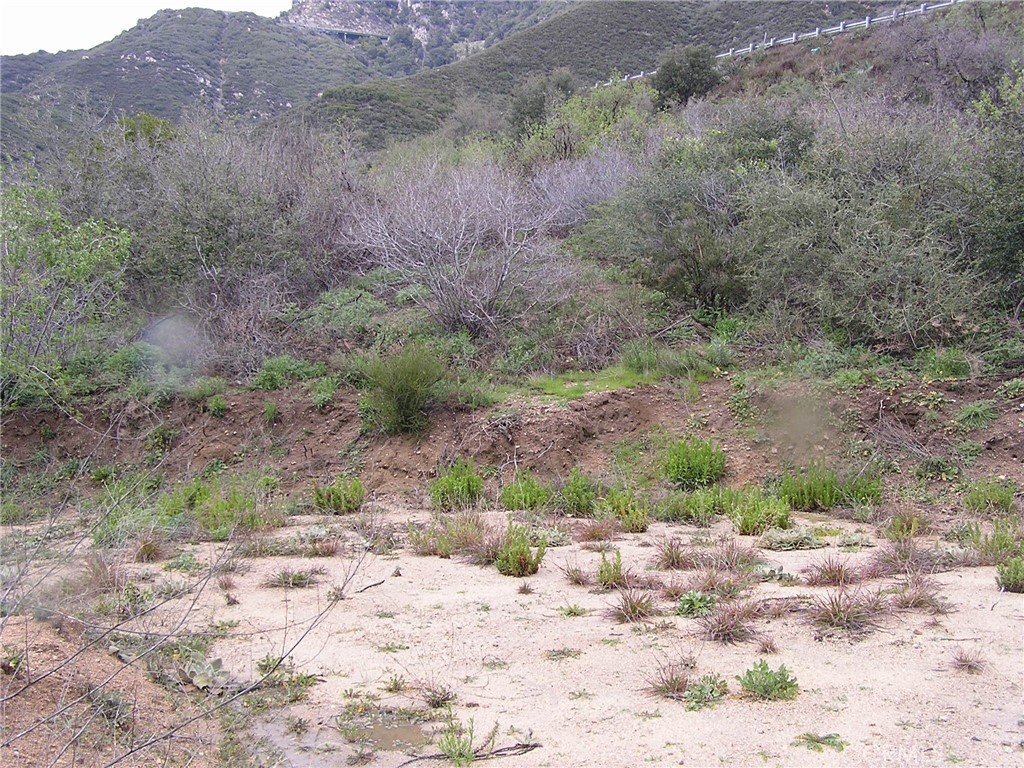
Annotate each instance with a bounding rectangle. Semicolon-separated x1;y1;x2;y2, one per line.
0;1;560;155
309;0;883;148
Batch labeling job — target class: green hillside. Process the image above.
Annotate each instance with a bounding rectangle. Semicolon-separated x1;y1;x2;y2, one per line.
311;0;883;147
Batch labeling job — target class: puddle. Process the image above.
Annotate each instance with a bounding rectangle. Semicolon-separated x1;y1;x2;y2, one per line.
355;721;431;750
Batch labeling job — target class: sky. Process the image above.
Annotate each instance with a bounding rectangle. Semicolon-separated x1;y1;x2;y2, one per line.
1;1;294;56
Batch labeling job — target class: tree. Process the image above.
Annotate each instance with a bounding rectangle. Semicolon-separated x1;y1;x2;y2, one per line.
1;179;131;406
651;46;721;110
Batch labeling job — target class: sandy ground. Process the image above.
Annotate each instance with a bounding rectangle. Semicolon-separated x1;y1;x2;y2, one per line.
176;508;1024;768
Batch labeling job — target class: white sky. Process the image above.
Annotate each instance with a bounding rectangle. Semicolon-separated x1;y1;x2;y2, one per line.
1;1;294;56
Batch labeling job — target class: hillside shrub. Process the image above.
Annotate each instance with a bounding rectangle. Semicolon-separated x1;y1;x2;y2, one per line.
359;345;445;435
664;438;726;490
558;467;597;517
495;518;545;577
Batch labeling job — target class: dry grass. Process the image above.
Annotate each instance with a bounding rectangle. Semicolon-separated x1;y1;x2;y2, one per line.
950;647;987;674
653;537;707;570
646;657;696;700
802;553;863;586
687;569;753;599
891;574;949;614
561;559;593;587
576;517;621;542
864;540;947;578
608;588;658;623
758;636;779;654
756;596;807;619
700;600;759;643
809;588;888;633
707;539;763;571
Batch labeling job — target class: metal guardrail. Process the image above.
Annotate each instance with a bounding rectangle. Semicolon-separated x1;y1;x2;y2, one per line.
593;0;960;88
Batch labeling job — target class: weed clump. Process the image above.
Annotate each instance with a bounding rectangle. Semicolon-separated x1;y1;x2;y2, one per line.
700;601;758;643
778;464;882;511
312;476;365;514
654;489;719;526
600;487;650;533
809;589;886;632
664;437;726;490
494;518;545;577
251;355;325;390
500;471;552;511
736;660;799;701
609;588;657;623
760;527;825;551
429;459;484;511
802;553;862;586
675;590;715;618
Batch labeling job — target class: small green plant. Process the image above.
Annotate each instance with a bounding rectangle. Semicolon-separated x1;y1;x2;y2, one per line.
596;550;627;589
736;661;799;701
961;516;1024;564
560;604;587;617
310;377;339;410
883;510;928;541
545;647;582;661
675;590;715;618
206;394;228;417
500;471;552;511
963;478;1016;515
437;719;476;766
559;467;597;517
683;673;729;711
915;456;960;481
312;476;365;514
494;518;545;577
430;459;484;511
262;400;279;424
664;438;726;490
954;400;998;431
792;733;848;752
252;355;325;390
996;557;1024;593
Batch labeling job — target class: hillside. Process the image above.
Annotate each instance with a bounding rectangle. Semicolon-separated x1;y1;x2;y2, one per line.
310;0;883;147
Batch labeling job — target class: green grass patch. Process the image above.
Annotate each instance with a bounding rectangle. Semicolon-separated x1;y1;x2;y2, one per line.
526;364;657;401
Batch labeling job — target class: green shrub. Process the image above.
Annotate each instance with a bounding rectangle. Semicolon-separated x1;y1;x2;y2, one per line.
429;459;484;511
996;557;1024;593
558;467;597;517
206;394;228;417
664;438;726;490
964;517;1024;564
730;490;791;535
954;400;999;431
675;591;715;618
359;345;445;435
779;465;882;511
310;377;339;410
964;478;1016;515
736;661;799;701
600;487;649;533
500;471;552;511
312;477;365;514
185;376;226;401
654;489;718;527
495;518;545;577
251;355;326;391
192;485;256;541
760;527;825;551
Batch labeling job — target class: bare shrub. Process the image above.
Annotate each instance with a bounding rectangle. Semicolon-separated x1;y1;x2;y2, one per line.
529;145;637;231
700;600;759;643
353;155;574;336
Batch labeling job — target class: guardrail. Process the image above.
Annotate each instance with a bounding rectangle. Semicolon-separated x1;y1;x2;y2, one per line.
594;0;959;88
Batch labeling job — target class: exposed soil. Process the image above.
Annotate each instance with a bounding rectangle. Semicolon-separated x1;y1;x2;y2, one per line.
1;374;1022;766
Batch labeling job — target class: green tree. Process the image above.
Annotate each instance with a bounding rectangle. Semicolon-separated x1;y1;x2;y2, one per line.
651;46;721;110
1;179;131;407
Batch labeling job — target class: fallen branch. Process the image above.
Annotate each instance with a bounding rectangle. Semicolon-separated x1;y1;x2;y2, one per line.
396;741;542;767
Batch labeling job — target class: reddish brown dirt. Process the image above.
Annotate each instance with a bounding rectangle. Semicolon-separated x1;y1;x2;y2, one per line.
0;618;218;768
